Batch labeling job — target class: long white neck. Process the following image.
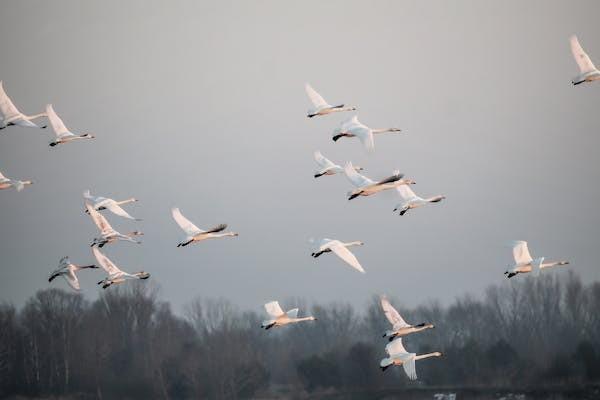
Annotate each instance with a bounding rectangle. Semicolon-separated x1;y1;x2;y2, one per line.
372;128;402;134
541;261;569;269
291;316;315;323
415;352;442;361
25;112;47;120
212;232;237;238
117;197;137;205
335;106;356;113
344;241;362;247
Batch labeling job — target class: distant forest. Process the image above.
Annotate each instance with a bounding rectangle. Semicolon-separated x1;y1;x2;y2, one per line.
1;272;599;399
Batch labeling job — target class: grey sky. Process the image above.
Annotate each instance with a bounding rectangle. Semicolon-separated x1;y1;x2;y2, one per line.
1;0;599;313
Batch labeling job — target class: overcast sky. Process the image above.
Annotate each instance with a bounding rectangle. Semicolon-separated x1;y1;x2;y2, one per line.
1;0;599;314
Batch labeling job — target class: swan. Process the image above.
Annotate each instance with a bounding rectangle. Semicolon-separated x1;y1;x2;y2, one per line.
46;104;94;146
313;150;362;178
332;116;402;151
48;256;98;291
92;247;150;289
344;162;415;200
380;337;442;379
261;301;316;329
311;238;365;273
84;190;140;220
305;83;356;118
0;81;47;129
380;296;434;341
393;185;445;216
0;170;33;192
570;35;600;85
504;241;570;278
85;202;143;247
172;207;238;247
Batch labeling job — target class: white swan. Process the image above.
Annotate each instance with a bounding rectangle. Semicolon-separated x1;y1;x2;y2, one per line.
261;301;316;329
0;81;46;129
393;185;445;216
172;207;238;247
504;241;570;278
84;190;140;220
380;337;442;379
332;116;402;151
313;150;362;178
46;104;94;146
85;202;143;247
48;256;98;291
305;83;356;118
570;35;600;85
311;238;365;273
92;247;150;289
0;170;33;192
344;162;415;200
380;296;434;341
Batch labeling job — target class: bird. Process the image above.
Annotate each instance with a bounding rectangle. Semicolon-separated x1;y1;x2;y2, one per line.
46;104;95;146
305;83;356;118
260;301;316;329
380;337;442;379
0;81;47;129
311;238;365;273
313;150;362;178
92;247;150;289
48;256;98;291
85;202;143;247
84;190;140;220
344;162;415;200
380;296;434;342
504;241;570;278
393;185;445;216
0;170;33;192
570;35;600;85
172;207;238;247
332;116;402;151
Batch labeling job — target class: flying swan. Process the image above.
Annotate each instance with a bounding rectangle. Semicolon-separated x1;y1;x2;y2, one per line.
48;256;98;291
381;296;434;341
172;207;238;247
313;150;362;178
0;170;33;192
46;104;95;146
84;190;140;220
305;83;356;118
570;35;600;85
85;202;143;247
380;337;442;379
261;301;316;329
311;238;365;273
344;162;414;200
332;116;402;151
0;81;46;130
504;240;570;278
393;185;445;216
92;247;150;289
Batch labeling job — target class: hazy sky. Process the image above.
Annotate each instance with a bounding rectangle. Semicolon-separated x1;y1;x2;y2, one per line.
1;0;600;313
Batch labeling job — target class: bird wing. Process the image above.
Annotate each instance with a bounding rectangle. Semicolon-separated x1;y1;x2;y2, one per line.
0;81;22;119
264;301;285;318
83;190;101;203
206;224;227;233
0;171;7;182
286;308;299;319
402;356;418;380
105;202;137;220
46;104;71;138
171;208;203;236
350;125;375;151
85;202;115;235
381;296;410;329
329;242;365;273
571;35;597;73
305;83;329;108
396;184;419;202
314;151;336;169
386;337;409;356
92;247;123;276
62;269;81;290
376;172;405;186
512;241;533;264
344;162;374;187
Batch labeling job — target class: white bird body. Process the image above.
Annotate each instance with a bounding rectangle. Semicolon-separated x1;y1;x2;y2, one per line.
92;247;149;289
311;238;365;273
570;35;600;85
344;162;414;200
333;116;401;151
261;301;316;329
84;190;140;220
0;81;47;129
172;207;238;247
393;185;445;216
46;104;94;146
0;170;33;192
313;150;362;178
305;83;356;118
380;338;442;379
380;296;434;341
48;256;98;291
504;241;570;278
85;202;143;247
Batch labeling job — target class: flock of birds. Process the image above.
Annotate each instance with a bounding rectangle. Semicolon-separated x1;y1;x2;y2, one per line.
1;33;595;381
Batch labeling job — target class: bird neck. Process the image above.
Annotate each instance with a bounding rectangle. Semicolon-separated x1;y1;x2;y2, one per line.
344;241;362;247
415;352;441;360
372;128;401;134
292;316;315;323
25;112;47;120
118;198;137;205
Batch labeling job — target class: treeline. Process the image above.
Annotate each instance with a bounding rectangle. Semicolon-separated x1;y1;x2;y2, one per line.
1;272;599;399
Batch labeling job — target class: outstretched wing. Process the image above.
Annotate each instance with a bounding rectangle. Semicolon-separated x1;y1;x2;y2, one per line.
92;247;122;276
83;190;98;202
386;337;409;356
402;356;417;381
344;162;374;187
85;202;114;235
571;35;597;73
62;269;81;291
46;104;70;138
305;83;330;108
329;241;365;273
396;184;419;202
0;170;7;182
206;224;227;233
381;296;410;329
351;125;374;151
264;301;285;318
314;151;336;169
512;241;533;264
171;207;203;236
105;202;137;220
0;81;22;119
286;308;299;319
